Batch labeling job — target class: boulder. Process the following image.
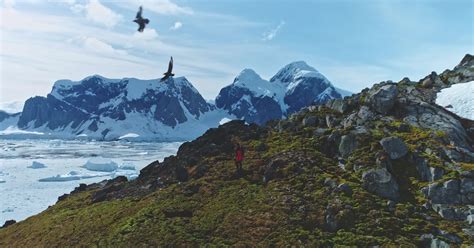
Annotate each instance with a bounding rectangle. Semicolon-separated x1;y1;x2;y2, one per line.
461;170;474;178
430;167;445;182
368;84;398;114
425;180;461;204
362;168;400;201
379;137;408;159
326;99;348;114
324;178;338;189
414;156;431;182
302;116;318;127
431;204;469;221
339;134;358;158
1;220;16;229
325;115;338;128
335;183;352;197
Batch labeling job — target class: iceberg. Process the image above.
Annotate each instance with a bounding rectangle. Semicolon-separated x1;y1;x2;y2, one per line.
38;171;111;182
27;161;47;169
119;163;135;170
83;158;118;172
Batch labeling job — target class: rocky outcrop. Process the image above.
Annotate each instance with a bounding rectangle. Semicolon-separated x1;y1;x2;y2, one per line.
379;137;409;159
338;134;358;158
367;84;398;114
423;178;474;205
362;168;400;201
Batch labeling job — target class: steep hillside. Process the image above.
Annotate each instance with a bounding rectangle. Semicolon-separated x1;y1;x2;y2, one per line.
0;55;473;247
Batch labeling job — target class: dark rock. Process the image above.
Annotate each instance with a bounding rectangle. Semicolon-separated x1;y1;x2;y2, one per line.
325;99;348;114
339;134;358;158
461;170;474;178
263;159;287;183
431;204;469;221
438;230;462;244
398;123;410;132
1;220;16;228
312;128;325;136
430;167;445;181
325;115;339;128
362;168;400;201
302;116;318;127
425;180;462;204
163;209;193;218
324;178;337;189
379;137;408;159
387;200;396;212
414;156;431;182
368;84;398;114
335;183;353;197
421;78;433;88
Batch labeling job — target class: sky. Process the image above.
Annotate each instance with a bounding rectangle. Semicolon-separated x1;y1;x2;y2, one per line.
0;0;473;109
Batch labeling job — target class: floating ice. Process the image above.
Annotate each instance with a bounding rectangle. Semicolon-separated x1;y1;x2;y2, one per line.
119;163;135;170
111;170;139;180
38;171;111;182
0;179;5;184
27;161;46;169
83;158;118;172
118;133;140;140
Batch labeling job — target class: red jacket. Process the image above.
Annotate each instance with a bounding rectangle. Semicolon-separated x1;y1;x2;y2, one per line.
235;147;244;161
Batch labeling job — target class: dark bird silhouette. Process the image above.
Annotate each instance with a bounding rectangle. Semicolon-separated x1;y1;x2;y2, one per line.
161;57;175;82
133;6;149;32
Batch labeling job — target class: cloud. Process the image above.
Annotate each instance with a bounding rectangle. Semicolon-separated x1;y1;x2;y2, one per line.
119;0;193;15
79;37;127;55
262;21;285;41
132;28;159;40
169;21;182;30
83;0;122;28
3;0;16;8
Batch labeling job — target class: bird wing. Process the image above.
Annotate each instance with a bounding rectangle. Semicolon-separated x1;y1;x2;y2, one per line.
167;57;173;74
136;6;143;19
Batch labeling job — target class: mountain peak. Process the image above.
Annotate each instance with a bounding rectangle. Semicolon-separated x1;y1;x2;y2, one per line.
283;61;317;72
456;53;474;68
234;69;263;83
270;61;320;83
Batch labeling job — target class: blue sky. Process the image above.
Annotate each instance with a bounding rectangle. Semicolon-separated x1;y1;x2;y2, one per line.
0;0;472;106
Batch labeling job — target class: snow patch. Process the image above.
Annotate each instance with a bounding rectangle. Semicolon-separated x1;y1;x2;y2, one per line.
436;81;474;120
0;126;44;136
219;117;233;125
118;133;140;140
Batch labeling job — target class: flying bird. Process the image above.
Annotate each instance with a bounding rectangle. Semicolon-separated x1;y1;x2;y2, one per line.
133;6;149;32
161;57;175;82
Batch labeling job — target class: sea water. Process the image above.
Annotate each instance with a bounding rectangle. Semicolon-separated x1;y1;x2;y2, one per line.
0;139;181;224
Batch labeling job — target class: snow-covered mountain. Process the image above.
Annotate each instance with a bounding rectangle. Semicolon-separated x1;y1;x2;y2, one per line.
215;69;285;125
0;61;350;140
216;61;343;124
10;75;229;141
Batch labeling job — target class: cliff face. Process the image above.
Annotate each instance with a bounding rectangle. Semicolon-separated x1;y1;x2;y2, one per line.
1;55;473;247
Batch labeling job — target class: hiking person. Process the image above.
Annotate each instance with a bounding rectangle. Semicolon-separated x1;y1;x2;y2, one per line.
235;143;244;175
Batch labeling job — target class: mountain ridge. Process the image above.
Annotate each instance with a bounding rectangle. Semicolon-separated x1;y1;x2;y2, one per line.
0;61;346;140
